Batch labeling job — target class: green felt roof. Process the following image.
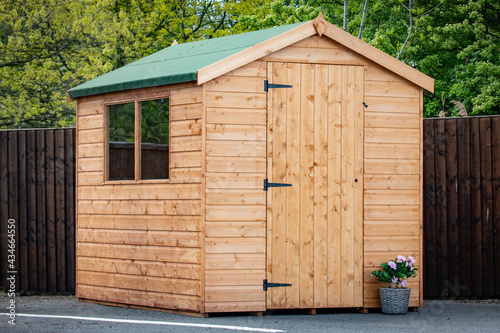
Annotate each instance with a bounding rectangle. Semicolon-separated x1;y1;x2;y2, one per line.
68;22;306;98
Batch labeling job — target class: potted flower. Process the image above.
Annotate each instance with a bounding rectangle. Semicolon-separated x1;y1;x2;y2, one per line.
371;255;418;315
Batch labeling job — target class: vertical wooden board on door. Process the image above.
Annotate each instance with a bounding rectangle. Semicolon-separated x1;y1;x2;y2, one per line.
313;64;329;308
340;66;355;306
285;63;301;309
299;63;315;308
327;65;342;307
270;62;288;308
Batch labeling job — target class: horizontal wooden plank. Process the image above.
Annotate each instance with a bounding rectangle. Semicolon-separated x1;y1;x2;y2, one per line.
78;271;201;296
364;251;420;267
206;140;266;157
364;174;420;190
364;158;419;175
170;135;202;152
78;214;201;231
206;188;266;205
170;103;202;121
205;286;265;302
79;128;104;144
204;301;265;313
77;285;200;311
170;86;202;106
365;128;419;144
206;221;266;238
78;243;201;264
263;46;365;65
79;114;104;130
78;171;103;185
206;76;264;93
78;229;201;247
206;91;266;109
364;143;419;160
364;220;420;236
291;35;342;48
364;205;419;221
78;100;104;116
206;156;266;173
224;61;266;77
206;124;266;141
205;253;266;270
365;62;406;82
364;112;419;129
364;236;420;252
364;190;420;205
78;143;103;158
170;119;202;137
206;205;266;221
78;257;201;280
365;81;419;98
78;184;201;200
170;167;202;183
207;108;266;125
78;199;201;216
364;282;419;298
205;269;265;286
205;237;266;254
78;157;103;172
206;173;265;189
170;151;202;168
364;96;419;113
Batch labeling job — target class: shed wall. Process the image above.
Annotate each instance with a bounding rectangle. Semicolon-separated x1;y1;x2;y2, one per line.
76;84;203;312
203;61;268;312
201;36;422;312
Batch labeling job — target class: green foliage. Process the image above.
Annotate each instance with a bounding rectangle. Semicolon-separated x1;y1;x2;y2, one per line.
371;255;418;288
141;99;169;145
1;0;498;129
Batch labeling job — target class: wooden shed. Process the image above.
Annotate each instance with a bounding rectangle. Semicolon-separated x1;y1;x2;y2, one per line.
68;14;434;315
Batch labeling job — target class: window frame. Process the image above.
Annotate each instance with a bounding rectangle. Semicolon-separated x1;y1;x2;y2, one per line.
104;93;171;183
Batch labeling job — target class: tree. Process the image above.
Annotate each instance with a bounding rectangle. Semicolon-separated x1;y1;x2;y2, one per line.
0;0;264;129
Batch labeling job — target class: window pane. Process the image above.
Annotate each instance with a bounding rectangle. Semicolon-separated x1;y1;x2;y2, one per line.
108;103;135;180
141;98;169;180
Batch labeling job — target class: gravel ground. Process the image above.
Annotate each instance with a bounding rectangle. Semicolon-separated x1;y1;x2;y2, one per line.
1;294;500;333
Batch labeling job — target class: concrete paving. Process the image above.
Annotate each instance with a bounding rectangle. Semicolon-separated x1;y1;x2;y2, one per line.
1;294;499;333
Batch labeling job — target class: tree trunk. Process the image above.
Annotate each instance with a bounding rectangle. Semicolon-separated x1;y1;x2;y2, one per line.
343;0;349;31
358;0;369;38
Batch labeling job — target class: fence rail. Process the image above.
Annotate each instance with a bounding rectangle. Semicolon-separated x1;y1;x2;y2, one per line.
0;117;499;298
423;116;500;298
0;128;75;293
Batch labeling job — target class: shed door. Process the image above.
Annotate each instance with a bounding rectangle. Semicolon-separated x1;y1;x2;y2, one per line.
266;62;364;309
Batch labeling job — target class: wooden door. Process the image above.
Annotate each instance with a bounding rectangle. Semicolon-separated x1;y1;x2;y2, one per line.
266;62;364;309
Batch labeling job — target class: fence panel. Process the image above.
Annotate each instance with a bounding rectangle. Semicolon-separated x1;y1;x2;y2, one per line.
423;116;500;298
0;128;75;293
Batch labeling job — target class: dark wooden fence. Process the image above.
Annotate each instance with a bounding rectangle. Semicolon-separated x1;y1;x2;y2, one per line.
0;128;75;293
423;116;500;298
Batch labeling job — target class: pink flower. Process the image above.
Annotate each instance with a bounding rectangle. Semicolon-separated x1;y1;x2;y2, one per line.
402;280;407;287
392;277;398;284
410;266;414;271
397;255;406;263
408;255;416;264
388;261;397;269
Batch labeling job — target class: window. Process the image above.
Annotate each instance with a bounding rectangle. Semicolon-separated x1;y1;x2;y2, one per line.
107;98;170;181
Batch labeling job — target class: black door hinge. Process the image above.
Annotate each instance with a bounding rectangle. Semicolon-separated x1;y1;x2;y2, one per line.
263;179;292;191
264;80;293;92
263;279;292;291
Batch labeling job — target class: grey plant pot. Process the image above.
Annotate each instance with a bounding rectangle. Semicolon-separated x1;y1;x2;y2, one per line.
379;287;411;315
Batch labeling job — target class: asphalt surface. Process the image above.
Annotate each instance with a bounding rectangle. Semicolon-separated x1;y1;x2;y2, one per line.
1;294;499;333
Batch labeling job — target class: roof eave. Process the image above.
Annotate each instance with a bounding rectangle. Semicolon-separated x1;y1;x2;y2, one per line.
196;20;317;85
